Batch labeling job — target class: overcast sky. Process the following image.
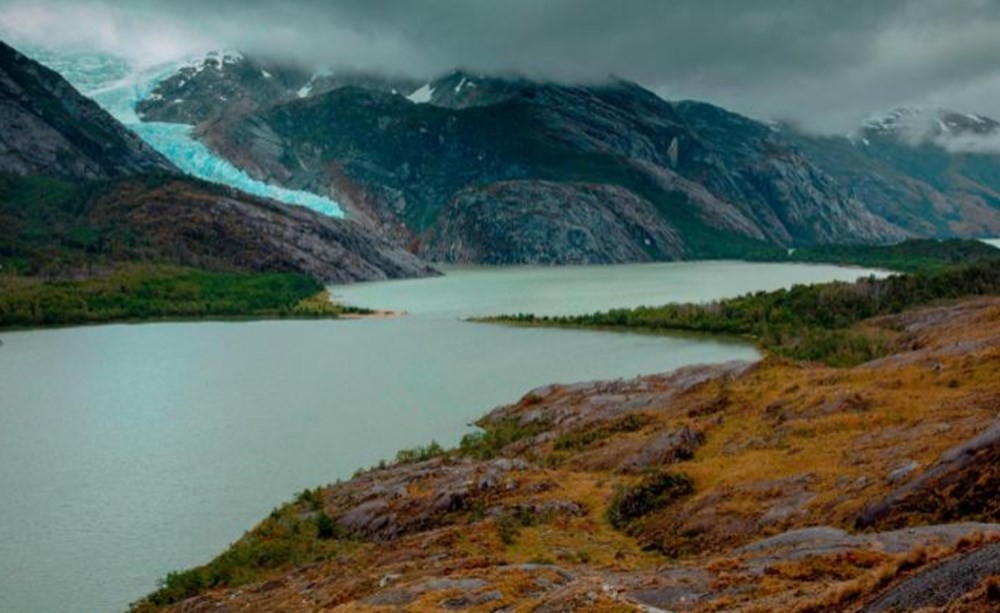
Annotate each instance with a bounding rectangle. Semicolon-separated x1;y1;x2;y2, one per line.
2;0;1000;133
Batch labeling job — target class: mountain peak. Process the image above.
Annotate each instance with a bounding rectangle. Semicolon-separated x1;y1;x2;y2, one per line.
860;107;1000;136
852;106;1000;154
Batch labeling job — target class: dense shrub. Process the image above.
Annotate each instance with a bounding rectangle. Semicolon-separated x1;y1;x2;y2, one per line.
316;512;338;540
553;414;649;452
742;238;1000;273
458;417;551;460
607;471;694;530
395;440;445;464
134;505;348;611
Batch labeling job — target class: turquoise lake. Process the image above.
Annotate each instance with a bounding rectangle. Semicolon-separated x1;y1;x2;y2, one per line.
0;261;885;612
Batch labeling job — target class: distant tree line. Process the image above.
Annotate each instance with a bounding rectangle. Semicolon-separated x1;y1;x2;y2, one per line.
485;257;1000;366
0;265;344;329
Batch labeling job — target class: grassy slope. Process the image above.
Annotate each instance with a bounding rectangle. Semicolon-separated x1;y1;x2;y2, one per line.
1;172;271;275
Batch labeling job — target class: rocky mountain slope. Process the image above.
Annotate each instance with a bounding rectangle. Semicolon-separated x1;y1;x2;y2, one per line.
0;41;174;181
0;174;437;283
788;108;1000;238
136;51;419;125
135;294;1000;612
196;71;902;264
133;55;1000;265
0;41;435;283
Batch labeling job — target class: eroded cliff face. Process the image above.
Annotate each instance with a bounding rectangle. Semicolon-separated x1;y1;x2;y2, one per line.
0;41;174;181
194;74;905;265
671;100;904;246
422;181;686;265
138;297;1000;613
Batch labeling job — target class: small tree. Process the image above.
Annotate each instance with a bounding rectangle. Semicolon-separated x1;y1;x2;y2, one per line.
316;512;338;540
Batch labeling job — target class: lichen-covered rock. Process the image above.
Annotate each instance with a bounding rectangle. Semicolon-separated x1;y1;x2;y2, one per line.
858;420;1000;529
329;457;533;541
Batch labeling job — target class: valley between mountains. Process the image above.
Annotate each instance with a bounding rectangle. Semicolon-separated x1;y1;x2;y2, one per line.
5;34;1000;613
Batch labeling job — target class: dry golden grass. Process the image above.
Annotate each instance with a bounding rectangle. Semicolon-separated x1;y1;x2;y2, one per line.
146;298;1000;613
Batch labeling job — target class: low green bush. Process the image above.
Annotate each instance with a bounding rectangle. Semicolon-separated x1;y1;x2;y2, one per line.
607;471;694;530
458;417;550;460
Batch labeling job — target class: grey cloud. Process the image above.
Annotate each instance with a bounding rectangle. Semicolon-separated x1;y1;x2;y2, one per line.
2;0;1000;133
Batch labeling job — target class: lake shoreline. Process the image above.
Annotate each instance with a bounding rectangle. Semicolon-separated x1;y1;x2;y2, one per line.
134;294;1000;612
0;260;894;613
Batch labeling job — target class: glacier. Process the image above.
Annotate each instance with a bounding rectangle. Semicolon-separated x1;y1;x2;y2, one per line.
25;47;344;218
132;123;343;216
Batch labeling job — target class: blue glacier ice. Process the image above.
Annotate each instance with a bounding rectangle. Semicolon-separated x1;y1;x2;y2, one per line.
25;46;344;217
132;122;343;216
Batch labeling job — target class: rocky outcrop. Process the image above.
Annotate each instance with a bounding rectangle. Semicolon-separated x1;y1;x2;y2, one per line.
672;100;906;245
423;181;686;264
857;420;1000;530
0;40;174;181
136;51;308;124
330;457;539;541
859;541;1000;612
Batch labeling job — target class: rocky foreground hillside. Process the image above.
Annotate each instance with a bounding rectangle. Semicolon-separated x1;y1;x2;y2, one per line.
0;41;435;284
136;296;1000;612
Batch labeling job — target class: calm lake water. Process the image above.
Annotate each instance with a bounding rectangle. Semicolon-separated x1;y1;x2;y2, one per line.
0;261;883;613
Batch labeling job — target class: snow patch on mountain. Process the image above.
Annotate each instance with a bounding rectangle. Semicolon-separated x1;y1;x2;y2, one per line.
407;83;434;103
189;50;243;74
856;107;1000;155
297;69;333;99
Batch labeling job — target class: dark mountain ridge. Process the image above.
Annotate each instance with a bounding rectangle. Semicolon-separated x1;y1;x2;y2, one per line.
127;52;1000;265
787;107;1000;238
196;72;902;263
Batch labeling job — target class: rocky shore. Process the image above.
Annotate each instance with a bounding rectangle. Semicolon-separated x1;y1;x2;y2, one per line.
136;296;1000;612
